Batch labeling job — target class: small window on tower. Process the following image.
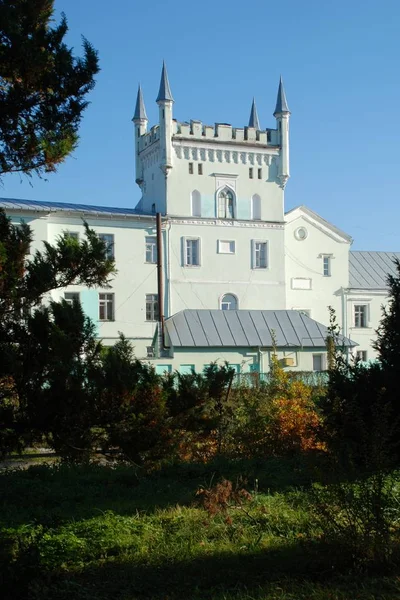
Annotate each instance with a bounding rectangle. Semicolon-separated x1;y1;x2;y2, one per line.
189;163;194;174
249;168;253;179
258;168;262;179
198;164;203;175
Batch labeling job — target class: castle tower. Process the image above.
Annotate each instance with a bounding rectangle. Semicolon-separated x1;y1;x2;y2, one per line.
132;85;148;186
156;61;174;176
273;76;290;189
248;98;260;130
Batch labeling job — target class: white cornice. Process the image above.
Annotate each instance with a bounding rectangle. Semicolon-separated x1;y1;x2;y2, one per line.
167;217;284;230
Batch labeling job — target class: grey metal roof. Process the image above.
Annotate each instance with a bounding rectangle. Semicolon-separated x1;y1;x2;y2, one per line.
165;309;355;348
133;84;148;121
349;251;400;289
248;98;260;129
273;76;290;116
0;197;151;218
156;61;174;103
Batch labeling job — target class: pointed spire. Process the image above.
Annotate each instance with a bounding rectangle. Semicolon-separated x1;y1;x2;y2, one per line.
248;98;260;129
133;84;148;121
273;76;290;117
156;61;174;103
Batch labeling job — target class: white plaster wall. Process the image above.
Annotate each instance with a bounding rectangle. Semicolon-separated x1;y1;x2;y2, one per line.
167;140;283;222
167;219;286;313
285;213;350;327
346;290;388;361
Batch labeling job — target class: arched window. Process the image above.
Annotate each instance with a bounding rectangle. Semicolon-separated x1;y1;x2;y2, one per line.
220;294;238;311
251;194;261;220
217;188;235;219
191;190;201;217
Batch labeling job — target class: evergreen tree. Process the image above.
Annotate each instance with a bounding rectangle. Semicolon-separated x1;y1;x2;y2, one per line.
0;210;115;455
0;0;99;179
374;258;400;372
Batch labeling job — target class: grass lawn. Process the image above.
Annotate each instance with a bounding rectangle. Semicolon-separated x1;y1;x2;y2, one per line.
1;458;400;599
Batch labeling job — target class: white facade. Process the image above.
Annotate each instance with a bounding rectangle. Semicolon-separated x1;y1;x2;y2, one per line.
2;64;397;370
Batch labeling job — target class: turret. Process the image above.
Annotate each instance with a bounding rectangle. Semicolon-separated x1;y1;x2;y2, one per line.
273;76;290;188
132;84;148;185
156;61;174;174
248;98;260;130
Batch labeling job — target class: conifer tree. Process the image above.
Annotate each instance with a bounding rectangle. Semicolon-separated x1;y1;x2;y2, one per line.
0;0;99;179
0;210;115;456
374;258;400;372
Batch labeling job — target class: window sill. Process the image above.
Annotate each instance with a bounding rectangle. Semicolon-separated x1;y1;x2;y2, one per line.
98;319;115;323
184;264;201;268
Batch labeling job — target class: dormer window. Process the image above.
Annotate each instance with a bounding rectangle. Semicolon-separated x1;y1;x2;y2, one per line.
217;188;235;219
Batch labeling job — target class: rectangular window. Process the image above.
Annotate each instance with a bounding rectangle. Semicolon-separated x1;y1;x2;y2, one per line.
146;294;159;321
312;354;323;371
189;162;194;174
179;364;195;374
145;236;157;263
185;238;200;266
356;350;368;362
99;293;114;321
258;168;262;179
354;305;368;328
198;163;203;175
249;167;253;179
155;364;172;375
64;292;80;306
66;231;79;241
323;256;331;277
252;240;268;269
99;234;115;259
218;240;235;254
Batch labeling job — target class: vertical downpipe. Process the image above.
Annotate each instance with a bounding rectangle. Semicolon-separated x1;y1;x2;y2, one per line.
156;212;164;356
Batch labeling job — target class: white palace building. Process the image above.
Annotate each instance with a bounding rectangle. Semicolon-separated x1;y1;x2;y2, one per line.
2;63;399;375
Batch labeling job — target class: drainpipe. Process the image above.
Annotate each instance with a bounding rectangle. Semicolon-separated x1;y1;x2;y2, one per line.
156;212;164;356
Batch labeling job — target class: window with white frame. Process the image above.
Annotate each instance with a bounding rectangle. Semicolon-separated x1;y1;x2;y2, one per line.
146;294;159;321
64;292;80;306
312;354;324;371
99;233;115;259
323;255;331;277
251;194;261;220
99;293;114;321
217;188;235;219
145;237;157;263
356;350;368;362
354;304;368;328
191;190;201;217
218;240;235;254
66;231;79;241
220;294;238;310
184;238;200;266
252;240;268;269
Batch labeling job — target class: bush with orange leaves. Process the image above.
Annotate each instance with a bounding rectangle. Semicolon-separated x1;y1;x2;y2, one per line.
227;353;326;458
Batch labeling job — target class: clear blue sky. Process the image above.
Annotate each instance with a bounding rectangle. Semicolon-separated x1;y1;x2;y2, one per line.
2;0;400;250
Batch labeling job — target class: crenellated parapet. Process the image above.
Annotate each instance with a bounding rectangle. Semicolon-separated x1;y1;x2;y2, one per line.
137;126;160;154
172;120;279;147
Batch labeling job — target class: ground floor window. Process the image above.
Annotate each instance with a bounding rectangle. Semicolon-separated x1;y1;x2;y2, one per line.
155;364;172;375
179;364;195;374
312;354;323;371
356;350;368;362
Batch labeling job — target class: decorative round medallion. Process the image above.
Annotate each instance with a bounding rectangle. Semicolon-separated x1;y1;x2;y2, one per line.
294;227;308;241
